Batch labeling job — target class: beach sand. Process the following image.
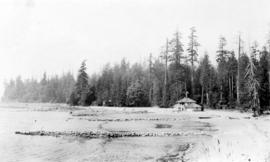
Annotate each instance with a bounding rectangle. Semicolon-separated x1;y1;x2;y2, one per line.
0;103;270;162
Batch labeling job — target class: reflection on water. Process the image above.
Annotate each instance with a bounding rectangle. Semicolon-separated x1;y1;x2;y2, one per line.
0;107;211;162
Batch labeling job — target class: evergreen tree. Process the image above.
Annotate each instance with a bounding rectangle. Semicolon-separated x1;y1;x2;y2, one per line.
167;31;186;106
187;27;200;98
70;60;89;106
148;53;154;106
119;59;130;106
160;39;169;107
267;31;270;97
152;59;165;106
258;47;270;109
238;53;250;106
227;51;238;107
199;53;212;105
15;76;25;101
216;36;229;105
40;73;48;102
169;31;185;64
126;80;149;107
2;80;16;101
245;55;260;116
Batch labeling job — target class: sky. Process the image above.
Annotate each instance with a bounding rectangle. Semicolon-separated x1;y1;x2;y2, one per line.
0;0;270;96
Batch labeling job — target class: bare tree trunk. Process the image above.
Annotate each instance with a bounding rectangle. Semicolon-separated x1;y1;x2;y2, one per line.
232;76;234;99
220;85;223;102
149;53;153;106
185;82;187;94
185;83;188;98
190;31;195;98
191;62;194;98
162;39;169;107
236;34;241;105
229;77;232;102
201;86;204;104
176;82;181;100
220;86;222;101
206;92;209;106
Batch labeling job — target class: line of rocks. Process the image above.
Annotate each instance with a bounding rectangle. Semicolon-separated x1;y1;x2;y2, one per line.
15;130;209;139
70;117;186;122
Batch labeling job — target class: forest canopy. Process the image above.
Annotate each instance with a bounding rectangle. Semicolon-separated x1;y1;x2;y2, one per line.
2;27;270;113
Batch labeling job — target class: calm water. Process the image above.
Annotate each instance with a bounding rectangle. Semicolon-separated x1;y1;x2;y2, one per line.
0;107;211;162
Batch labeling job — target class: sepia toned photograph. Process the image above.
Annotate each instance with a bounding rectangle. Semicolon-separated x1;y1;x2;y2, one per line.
0;0;270;161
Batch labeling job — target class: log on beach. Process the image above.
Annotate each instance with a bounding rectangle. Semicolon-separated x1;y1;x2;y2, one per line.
15;130;210;139
71;117;181;122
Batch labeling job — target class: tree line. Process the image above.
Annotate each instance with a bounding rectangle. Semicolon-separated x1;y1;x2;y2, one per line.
2;27;270;114
2;72;75;103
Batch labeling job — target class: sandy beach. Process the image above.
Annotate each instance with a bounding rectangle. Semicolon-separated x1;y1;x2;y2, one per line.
0;103;270;162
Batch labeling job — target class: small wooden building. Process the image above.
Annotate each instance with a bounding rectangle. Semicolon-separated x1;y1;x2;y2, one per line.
174;97;201;111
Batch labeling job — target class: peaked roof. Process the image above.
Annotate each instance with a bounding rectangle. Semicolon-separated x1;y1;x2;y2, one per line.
177;97;196;103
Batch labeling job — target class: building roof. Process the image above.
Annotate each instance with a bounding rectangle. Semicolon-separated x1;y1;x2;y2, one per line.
177;97;196;104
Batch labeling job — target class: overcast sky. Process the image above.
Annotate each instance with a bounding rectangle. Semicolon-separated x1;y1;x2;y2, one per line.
0;0;270;96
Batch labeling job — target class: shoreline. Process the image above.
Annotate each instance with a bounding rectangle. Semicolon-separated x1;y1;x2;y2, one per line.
1;103;270;161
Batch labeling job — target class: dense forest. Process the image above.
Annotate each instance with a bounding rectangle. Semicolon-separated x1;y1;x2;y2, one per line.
2;27;270;114
2;72;75;103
